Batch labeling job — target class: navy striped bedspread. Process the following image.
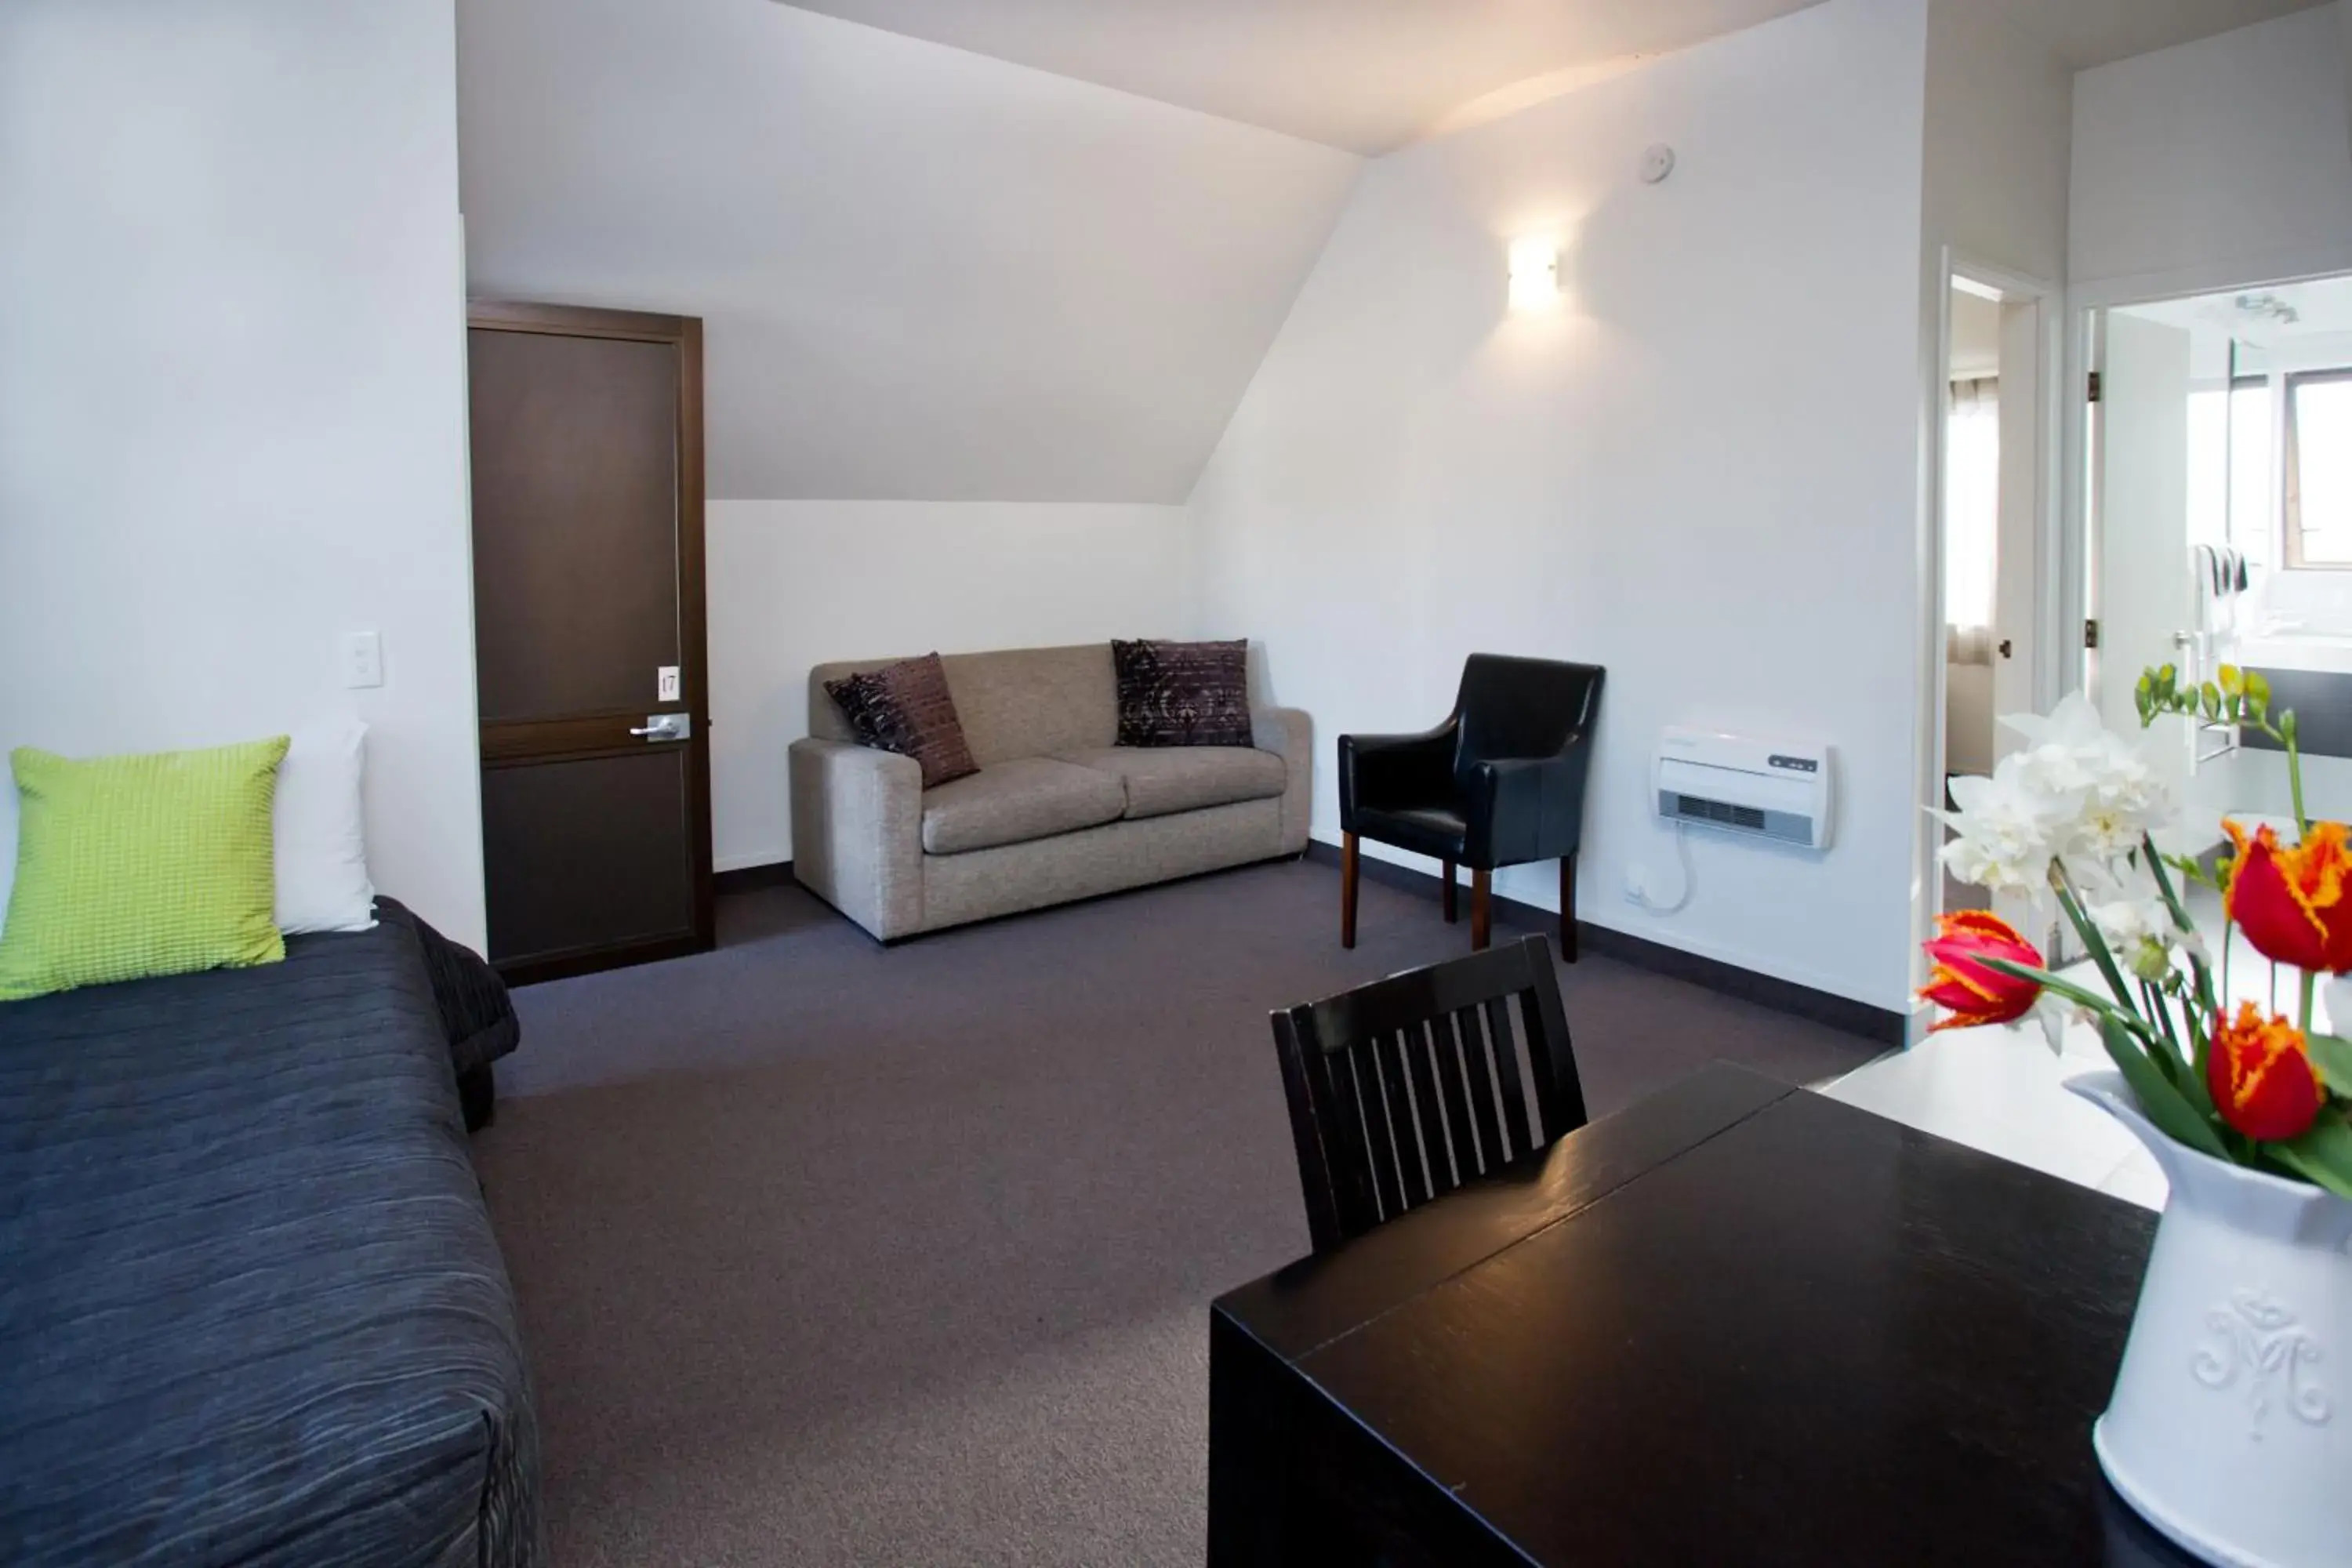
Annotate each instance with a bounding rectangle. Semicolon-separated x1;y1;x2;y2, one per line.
0;918;540;1566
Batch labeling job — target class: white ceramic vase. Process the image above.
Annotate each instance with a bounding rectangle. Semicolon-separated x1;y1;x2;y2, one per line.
2069;1072;2352;1568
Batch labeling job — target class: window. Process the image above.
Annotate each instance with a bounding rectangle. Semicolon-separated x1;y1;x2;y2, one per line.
1944;377;1998;630
2188;374;2270;554
2286;370;2352;568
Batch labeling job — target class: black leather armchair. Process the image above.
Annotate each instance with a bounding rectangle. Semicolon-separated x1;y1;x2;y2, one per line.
1338;655;1604;955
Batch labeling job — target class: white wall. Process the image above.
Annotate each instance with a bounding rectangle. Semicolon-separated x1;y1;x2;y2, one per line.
1188;0;1933;1010
0;0;485;948
1922;0;2072;289
709;502;1190;870
2072;3;2352;298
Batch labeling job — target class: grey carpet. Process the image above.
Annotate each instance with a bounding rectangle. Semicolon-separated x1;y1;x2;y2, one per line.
473;857;1878;1566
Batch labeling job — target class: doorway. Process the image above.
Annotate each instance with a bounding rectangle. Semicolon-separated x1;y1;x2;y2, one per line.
2084;271;2352;840
467;301;713;983
1933;263;2054;922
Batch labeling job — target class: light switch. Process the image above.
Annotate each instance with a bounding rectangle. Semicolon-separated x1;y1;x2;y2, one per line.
657;665;681;702
344;631;383;689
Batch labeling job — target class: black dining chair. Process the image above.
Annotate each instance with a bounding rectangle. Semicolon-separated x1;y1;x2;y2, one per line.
1338;654;1604;956
1271;935;1588;1254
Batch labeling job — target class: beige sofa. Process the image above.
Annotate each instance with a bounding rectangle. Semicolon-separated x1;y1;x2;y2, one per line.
789;644;1312;941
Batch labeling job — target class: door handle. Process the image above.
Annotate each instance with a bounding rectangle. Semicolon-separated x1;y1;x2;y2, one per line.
1998;639;2013;659
630;713;692;742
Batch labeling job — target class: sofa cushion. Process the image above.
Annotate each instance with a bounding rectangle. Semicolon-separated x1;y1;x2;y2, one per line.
811;645;1117;767
920;758;1127;855
1059;746;1287;822
1112;638;1253;747
822;652;979;789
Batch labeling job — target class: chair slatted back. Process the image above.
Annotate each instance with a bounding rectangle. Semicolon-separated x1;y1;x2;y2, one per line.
1272;934;1587;1254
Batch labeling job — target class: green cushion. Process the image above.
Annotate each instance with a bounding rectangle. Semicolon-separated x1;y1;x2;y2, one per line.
0;736;291;1000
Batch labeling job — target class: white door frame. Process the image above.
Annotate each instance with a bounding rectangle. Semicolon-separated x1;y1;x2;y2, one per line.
1911;248;2063;1041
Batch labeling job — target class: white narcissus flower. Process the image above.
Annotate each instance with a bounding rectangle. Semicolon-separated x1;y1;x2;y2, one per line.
1944;692;2223;901
2002;694;2108;797
2085;894;2182;982
2076;793;2164;862
2033;990;2091;1056
1936;765;2079;895
1998;692;2188;866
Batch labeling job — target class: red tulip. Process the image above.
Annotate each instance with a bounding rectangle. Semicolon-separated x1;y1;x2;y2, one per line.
1920;911;2043;1033
2207;1002;2326;1143
2224;819;2352;974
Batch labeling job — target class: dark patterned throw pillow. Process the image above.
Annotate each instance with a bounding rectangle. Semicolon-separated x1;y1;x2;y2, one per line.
823;653;979;788
1112;638;1253;748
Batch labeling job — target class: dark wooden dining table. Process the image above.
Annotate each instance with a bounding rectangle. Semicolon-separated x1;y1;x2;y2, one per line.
1207;1062;2204;1566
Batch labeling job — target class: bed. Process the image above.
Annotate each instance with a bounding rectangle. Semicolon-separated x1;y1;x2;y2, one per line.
0;902;538;1566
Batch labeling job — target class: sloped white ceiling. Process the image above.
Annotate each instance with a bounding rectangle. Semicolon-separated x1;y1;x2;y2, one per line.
456;0;1360;503
777;0;1827;154
778;0;2330;154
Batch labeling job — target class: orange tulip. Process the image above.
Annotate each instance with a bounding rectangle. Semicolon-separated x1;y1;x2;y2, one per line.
1920;911;2043;1033
2224;820;2352;974
2207;1002;2326;1143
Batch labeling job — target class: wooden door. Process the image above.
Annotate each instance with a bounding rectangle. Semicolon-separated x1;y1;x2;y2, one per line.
467;302;712;982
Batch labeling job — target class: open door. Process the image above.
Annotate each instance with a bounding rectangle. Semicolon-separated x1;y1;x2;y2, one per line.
2095;310;2198;789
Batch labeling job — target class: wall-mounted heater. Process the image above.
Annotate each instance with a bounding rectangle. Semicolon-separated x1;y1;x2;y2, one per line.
1653;728;1834;850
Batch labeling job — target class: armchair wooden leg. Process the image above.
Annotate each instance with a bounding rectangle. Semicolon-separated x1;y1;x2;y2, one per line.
1561;851;1579;964
1442;859;1457;924
1341;832;1360;949
1471;869;1492;952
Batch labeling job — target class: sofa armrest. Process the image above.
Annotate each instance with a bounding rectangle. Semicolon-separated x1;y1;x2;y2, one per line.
789;739;924;940
1252;706;1314;855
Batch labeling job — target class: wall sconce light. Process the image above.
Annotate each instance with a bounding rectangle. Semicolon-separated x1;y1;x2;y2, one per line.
1508;237;1559;312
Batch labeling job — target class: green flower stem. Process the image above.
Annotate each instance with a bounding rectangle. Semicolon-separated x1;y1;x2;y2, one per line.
2283;725;2309;840
2168;981;2220;1120
2143;838;2193;932
2142;840;2219;1020
2252;716;2310;840
2221;917;2233;1025
2301;968;2318;1034
2099;1014;2231;1162
2135;978;2194;1091
1976;956;2154;1043
2051;860;2137;1014
2141;979;2180;1054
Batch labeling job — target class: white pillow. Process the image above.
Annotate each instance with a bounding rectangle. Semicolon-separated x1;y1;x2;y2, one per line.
274;720;376;933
